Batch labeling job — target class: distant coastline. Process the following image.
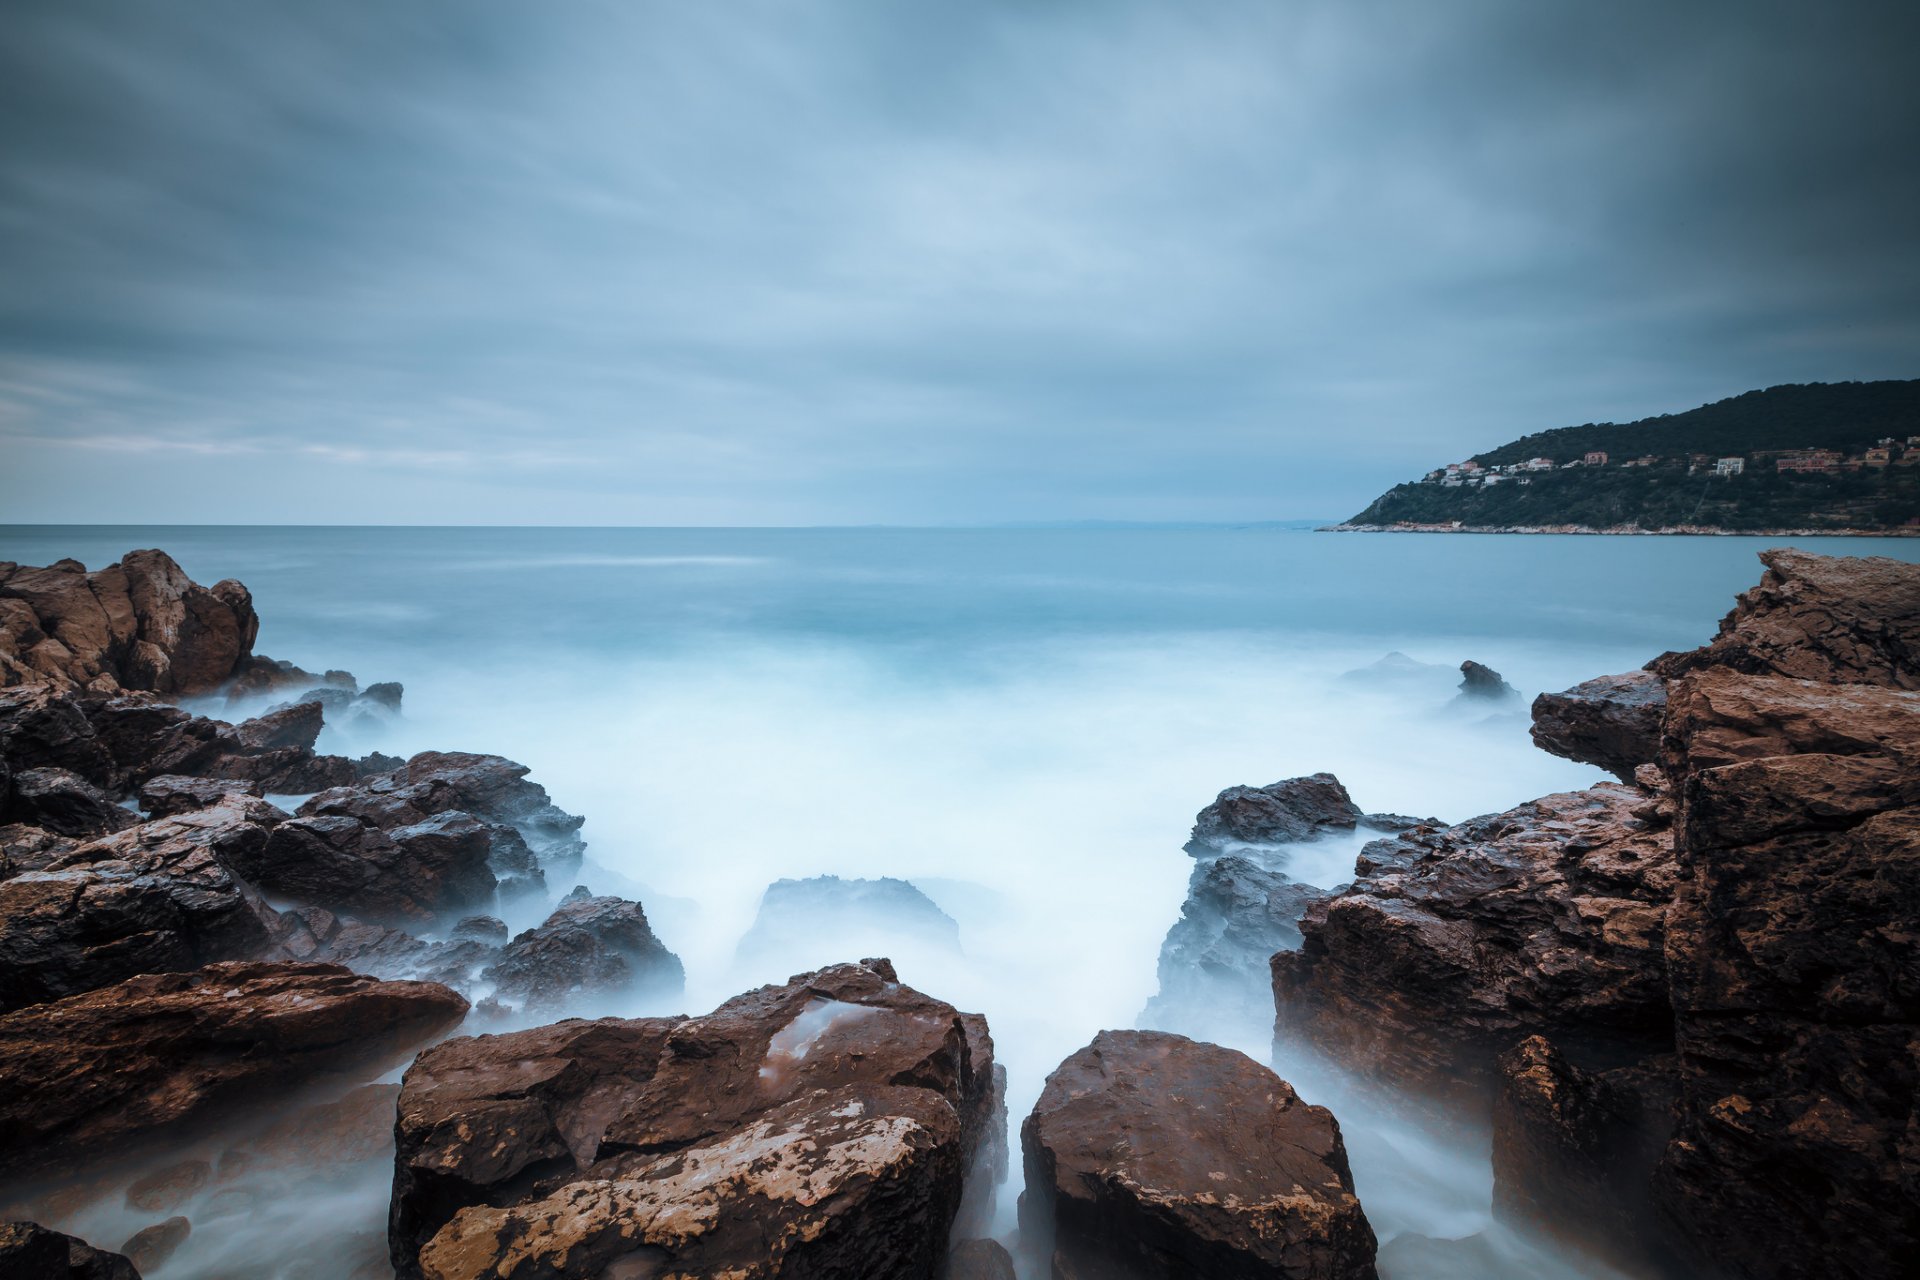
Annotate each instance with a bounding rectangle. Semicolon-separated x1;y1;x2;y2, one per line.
1323;522;1920;537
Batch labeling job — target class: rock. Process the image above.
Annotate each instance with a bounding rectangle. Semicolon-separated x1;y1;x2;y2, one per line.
484;894;683;1009
0;1221;142;1280
0;550;256;696
0;686;117;786
1021;1030;1378;1280
1648;548;1920;689
1185;772;1364;853
1650;666;1920;1278
0;961;468;1186
118;1217;189;1275
1530;669;1668;781
1146;854;1329;1027
1457;659;1519;700
1271;781;1675;1104
137;774;264;819
236;811;499;924
941;1239;1016;1280
3;767;137;837
449;915;508;946
222;1083;402;1173
267;906;499;989
1491;1036;1677;1275
125;1160;212;1213
0;796;283;1013
233;700;324;752
736;874;960;969
391;959;1000;1279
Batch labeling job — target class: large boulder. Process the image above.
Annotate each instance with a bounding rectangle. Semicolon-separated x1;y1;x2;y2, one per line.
483;890;683;1009
1530;669;1668;781
0;796;283;1013
1651;666;1920;1278
1021;1030;1377;1279
236;811;500;924
233;699;325;752
0;551;256;696
0;961;468;1186
1271;781;1676;1104
1185;773;1364;853
0;1221;141;1279
390;959;1001;1280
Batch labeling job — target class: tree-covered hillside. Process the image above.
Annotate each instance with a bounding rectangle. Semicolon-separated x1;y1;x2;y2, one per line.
1344;379;1920;532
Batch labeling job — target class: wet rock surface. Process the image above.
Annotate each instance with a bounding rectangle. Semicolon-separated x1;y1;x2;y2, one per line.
483;889;683;1009
238;810;502;924
1021;1029;1378;1280
0;1220;142;1280
390;959;1001;1280
1185;772;1365;853
1457;659;1519;701
1530;668;1668;781
0;960;468;1186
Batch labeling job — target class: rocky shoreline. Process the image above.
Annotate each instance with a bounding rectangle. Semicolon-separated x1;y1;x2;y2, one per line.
1323;522;1920;536
2;545;1915;1278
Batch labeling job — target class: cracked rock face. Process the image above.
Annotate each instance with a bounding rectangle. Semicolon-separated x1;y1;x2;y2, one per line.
1530;669;1668;782
1021;1029;1377;1280
390;960;1002;1280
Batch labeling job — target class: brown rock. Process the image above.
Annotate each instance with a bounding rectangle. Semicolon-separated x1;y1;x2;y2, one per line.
482;892;683;1009
3;766;137;838
233;700;324;752
941;1239;1016;1280
0;961;468;1186
234;811;499;924
125;1160;212;1214
1185;772;1363;854
137;774;265;819
1530;669;1668;781
0;1221;141;1280
119;1217;189;1275
1020;1030;1377;1280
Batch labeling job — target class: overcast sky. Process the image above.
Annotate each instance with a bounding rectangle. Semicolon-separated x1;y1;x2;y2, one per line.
3;0;1916;525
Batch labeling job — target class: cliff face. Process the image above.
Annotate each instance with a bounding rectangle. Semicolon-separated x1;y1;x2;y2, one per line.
1272;550;1920;1278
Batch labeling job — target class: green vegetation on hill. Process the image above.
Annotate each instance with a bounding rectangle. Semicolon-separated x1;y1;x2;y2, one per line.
1345;379;1920;532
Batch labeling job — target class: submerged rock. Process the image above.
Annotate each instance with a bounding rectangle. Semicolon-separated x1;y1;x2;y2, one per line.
118;1217;189;1275
0;960;468;1186
390;959;1001;1280
0;1221;141;1280
484;890;683;1009
1021;1030;1378;1280
736;874;961;969
1529;669;1668;782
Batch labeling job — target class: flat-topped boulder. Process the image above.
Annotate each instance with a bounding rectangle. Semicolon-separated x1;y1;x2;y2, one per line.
391;959;1001;1280
1021;1030;1377;1280
1530;669;1668;781
0;961;468;1187
1185;773;1364;854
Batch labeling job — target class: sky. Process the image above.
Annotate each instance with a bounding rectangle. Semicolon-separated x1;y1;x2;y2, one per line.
2;0;1917;526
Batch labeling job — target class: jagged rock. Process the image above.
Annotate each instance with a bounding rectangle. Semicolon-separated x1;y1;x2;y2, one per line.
267;906;498;989
1021;1030;1377;1280
118;1217;189;1275
137;774;264;819
1648;547;1920;689
1185;772;1364;853
224;655;336;703
0;961;467;1186
0;550;257;696
1146;855;1329;1026
0;1221;142;1279
1530;669;1668;781
449;915;507;946
237;811;499;924
0;686;117;785
484;893;683;1008
737;874;960;969
1458;659;1519;701
391;960;1000;1279
0;797;283;1013
1272;781;1675;1104
4;767;137;837
941;1239;1016;1280
234;700;324;752
1651;666;1920;1278
1491;1036;1677;1274
360;681;403;710
0;822;75;876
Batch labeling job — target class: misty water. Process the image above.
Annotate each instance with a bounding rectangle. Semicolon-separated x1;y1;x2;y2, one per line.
8;525;1920;1279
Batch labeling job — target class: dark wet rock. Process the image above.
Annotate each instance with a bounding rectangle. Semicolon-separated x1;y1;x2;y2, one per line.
4;767;137;838
1530;669;1668;781
125;1160;212;1214
1650;666;1920;1279
0;550;257;696
1185;772;1364;853
1272;781;1676;1105
483;894;683;1009
0;822;75;876
737;874;960;968
0;1221;142;1280
0;961;467;1187
941;1239;1016;1280
137;774;264;819
1457;659;1519;701
237;811;499;925
449;915;507;946
1146;855;1329;1026
223;655;336;703
0;797;283;1013
0;685;117;787
1647;547;1920;689
361;681;404;711
391;960;1000;1280
233;700;324;752
119;1217;189;1275
1021;1030;1377;1280
1491;1036;1678;1275
267;906;498;989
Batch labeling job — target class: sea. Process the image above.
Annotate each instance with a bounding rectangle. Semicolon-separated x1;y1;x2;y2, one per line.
6;525;1916;1279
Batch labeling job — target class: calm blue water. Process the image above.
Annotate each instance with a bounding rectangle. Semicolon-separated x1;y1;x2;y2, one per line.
6;526;1913;1278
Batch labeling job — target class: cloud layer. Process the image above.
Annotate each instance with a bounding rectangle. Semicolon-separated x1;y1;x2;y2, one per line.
3;0;1916;523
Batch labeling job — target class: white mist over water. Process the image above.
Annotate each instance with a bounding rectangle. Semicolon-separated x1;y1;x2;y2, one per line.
8;526;1919;1278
